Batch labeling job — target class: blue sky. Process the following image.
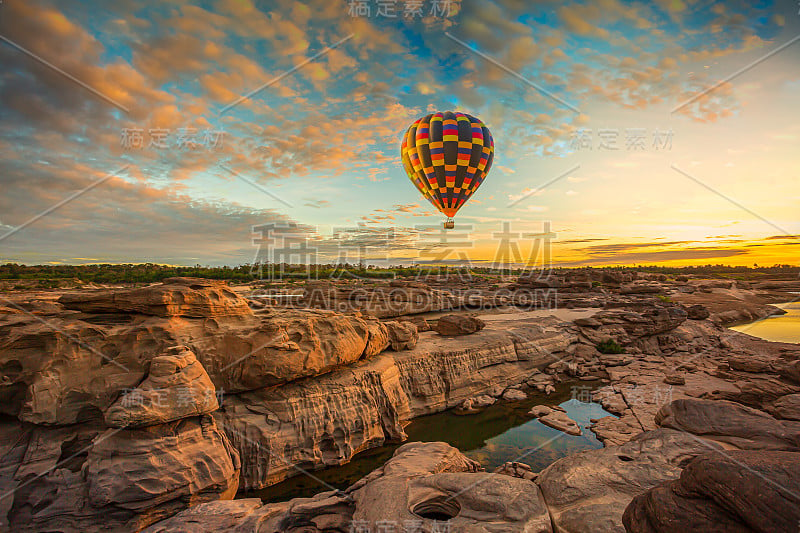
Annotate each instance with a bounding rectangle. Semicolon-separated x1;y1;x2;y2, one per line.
0;0;798;266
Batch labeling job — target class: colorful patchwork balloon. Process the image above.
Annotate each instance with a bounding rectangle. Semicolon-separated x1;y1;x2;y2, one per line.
401;111;494;227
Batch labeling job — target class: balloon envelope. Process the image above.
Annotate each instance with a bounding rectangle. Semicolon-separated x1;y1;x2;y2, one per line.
400;111;494;218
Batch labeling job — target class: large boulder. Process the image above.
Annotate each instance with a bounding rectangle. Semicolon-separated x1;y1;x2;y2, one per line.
686;304;710;320
104;346;218;428
536;409;582;436
435;315;486;336
189;308;376;392
577;306;687;344
623;450;800;533
362;319;391;357
536;429;722;533
655;398;800;450
5;416;240;532
771;393;800;421
384;320;419;351
58;278;254;319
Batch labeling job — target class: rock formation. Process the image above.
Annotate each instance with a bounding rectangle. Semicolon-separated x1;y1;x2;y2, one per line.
105;346;218;428
623;450;800;532
1;271;798;531
144;442;553;533
435;314;486;336
3;415;240;532
537;429;722;532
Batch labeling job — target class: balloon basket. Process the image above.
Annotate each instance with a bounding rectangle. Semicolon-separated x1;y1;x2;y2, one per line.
443;218;455;229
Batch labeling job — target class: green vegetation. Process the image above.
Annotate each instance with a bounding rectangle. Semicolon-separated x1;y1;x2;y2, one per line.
597;339;625;354
0;263;796;286
0;263;477;285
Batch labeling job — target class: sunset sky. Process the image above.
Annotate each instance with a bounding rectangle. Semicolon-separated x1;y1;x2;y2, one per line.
0;0;798;267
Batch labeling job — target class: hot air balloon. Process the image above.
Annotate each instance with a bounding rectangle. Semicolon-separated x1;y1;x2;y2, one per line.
400;111;494;229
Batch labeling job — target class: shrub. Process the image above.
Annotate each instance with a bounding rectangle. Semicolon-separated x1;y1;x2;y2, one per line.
597;339;625;354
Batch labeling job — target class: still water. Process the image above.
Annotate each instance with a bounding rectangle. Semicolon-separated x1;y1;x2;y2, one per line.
730;297;800;344
248;380;614;503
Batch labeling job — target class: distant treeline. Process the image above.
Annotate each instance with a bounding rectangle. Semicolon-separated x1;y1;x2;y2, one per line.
0;262;797;284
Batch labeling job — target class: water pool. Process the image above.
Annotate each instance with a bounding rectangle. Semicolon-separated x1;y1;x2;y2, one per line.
247;380;614;503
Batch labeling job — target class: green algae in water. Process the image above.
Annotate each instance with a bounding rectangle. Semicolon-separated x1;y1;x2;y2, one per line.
245;380;615;503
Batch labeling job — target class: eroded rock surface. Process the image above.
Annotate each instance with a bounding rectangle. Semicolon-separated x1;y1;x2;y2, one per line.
58;277;254;319
536;429;721;533
623;450;800;533
0;280;391;424
145;442;553;533
435;314;486;336
5;415;239;532
1;271;798;531
655;398;800;450
105;346;218;428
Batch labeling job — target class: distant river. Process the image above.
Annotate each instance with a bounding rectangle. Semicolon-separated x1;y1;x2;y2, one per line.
730;294;800;344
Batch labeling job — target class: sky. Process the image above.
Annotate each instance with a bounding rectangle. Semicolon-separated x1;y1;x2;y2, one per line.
0;0;798;268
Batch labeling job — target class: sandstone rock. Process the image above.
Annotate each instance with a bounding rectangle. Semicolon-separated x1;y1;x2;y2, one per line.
353;445;551;533
104;347;218;428
493;461;538;481
771;393;800;421
623;450;800;533
217;356;411;490
537;429;722;533
362;319;390;357
686;304;710;320
487;384;506;397
726;352;775;373
435;314;486;336
663;373;685;386
6;416;239;532
397;315;431;332
141;499;277;533
0;304;384;424
588;306;688;340
516;275;561;289
383;320;418;351
529;405;552;417
527;375;556;393
58;278;253;319
602;271;634;285
573;317;603;328
620;281;664;294
671;285;784;327
196;308;376;392
216;315;576;490
538;409;581;435
471;394;496;408
590;413;642;446
455;394;496;414
592;388;628;415
146;442;552;533
655;398;800;450
503;388;527;401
